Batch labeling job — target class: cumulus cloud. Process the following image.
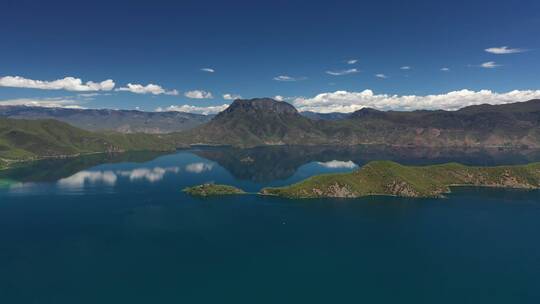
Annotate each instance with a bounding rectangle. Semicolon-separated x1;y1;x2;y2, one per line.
317;160;357;169
155;104;228;115
184;90;213;99
292;89;540;113
0;76;115;91
0;98;84;108
185;162;214;173
117;167;179;183
223;93;242;100
58;171;117;187
375;74;387;79
480;61;501;69
201;68;215;73
326;68;358;76
274;95;285;101
485;46;527;54
346;59;358;64
400;66;411;70
440;67;450;71
273;75;306;82
116;83;178;95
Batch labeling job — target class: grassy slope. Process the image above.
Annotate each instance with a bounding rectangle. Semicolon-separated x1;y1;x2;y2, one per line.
183;184;246;197
0;117;175;163
261;161;540;198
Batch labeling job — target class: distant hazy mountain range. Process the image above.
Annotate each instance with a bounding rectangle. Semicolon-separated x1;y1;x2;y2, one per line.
299;111;351;120
0;106;213;133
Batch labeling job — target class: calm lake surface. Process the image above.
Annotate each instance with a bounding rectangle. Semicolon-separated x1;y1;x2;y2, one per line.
1;146;539;303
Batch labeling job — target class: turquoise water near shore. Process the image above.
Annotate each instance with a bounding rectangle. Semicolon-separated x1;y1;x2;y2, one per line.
1;147;540;303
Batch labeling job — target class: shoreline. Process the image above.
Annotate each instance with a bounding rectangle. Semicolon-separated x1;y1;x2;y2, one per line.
0;149;176;171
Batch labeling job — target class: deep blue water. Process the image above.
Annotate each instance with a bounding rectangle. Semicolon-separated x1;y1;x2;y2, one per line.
1;147;540;303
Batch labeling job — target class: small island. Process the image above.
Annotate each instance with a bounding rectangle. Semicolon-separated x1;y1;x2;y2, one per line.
260;161;540;199
183;183;246;197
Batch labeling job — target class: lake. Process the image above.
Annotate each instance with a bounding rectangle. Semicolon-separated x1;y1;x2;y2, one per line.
1;146;540;303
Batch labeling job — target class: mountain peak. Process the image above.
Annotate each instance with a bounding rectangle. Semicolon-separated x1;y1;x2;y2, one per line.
220;98;298;116
350;107;384;118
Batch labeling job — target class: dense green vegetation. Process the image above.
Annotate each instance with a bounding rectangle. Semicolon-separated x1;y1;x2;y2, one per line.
183;183;246;197
0;117;175;167
261;161;540;198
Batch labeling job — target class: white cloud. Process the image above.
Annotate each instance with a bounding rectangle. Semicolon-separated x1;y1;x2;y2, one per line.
58;171;117;187
292;89;540;113
375;74;387;79
117;167;179;183
400;66;411;70
273;75;306;82
77;93;106;100
201;68;215;73
184;90;213;99
317;160;357;169
155;104;228;115
274;95;285;101
185;163;214;174
223;93;242;100
0;76;115;91
485;46;526;54
0;98;84;108
326;68;358;76
77;93;100;97
440;67;450;71
480;61;501;69
117;83;179;95
77;92;111;101
346;59;358;64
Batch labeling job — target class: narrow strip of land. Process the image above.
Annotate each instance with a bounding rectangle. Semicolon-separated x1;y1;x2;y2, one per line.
260;161;540;198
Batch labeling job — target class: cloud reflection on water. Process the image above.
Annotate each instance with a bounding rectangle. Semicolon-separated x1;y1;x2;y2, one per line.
185;162;214;174
316;160;357;169
117;167;180;183
58;170;117;187
57;166;181;187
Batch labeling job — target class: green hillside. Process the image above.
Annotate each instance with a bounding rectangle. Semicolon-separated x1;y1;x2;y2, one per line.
0;117;175;166
261;161;540;198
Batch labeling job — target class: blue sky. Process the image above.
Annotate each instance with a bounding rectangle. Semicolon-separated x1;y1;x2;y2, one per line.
1;0;540;113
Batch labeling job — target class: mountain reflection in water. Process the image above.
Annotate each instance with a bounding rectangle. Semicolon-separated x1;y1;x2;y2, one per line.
2;145;540;186
191;145;540;182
